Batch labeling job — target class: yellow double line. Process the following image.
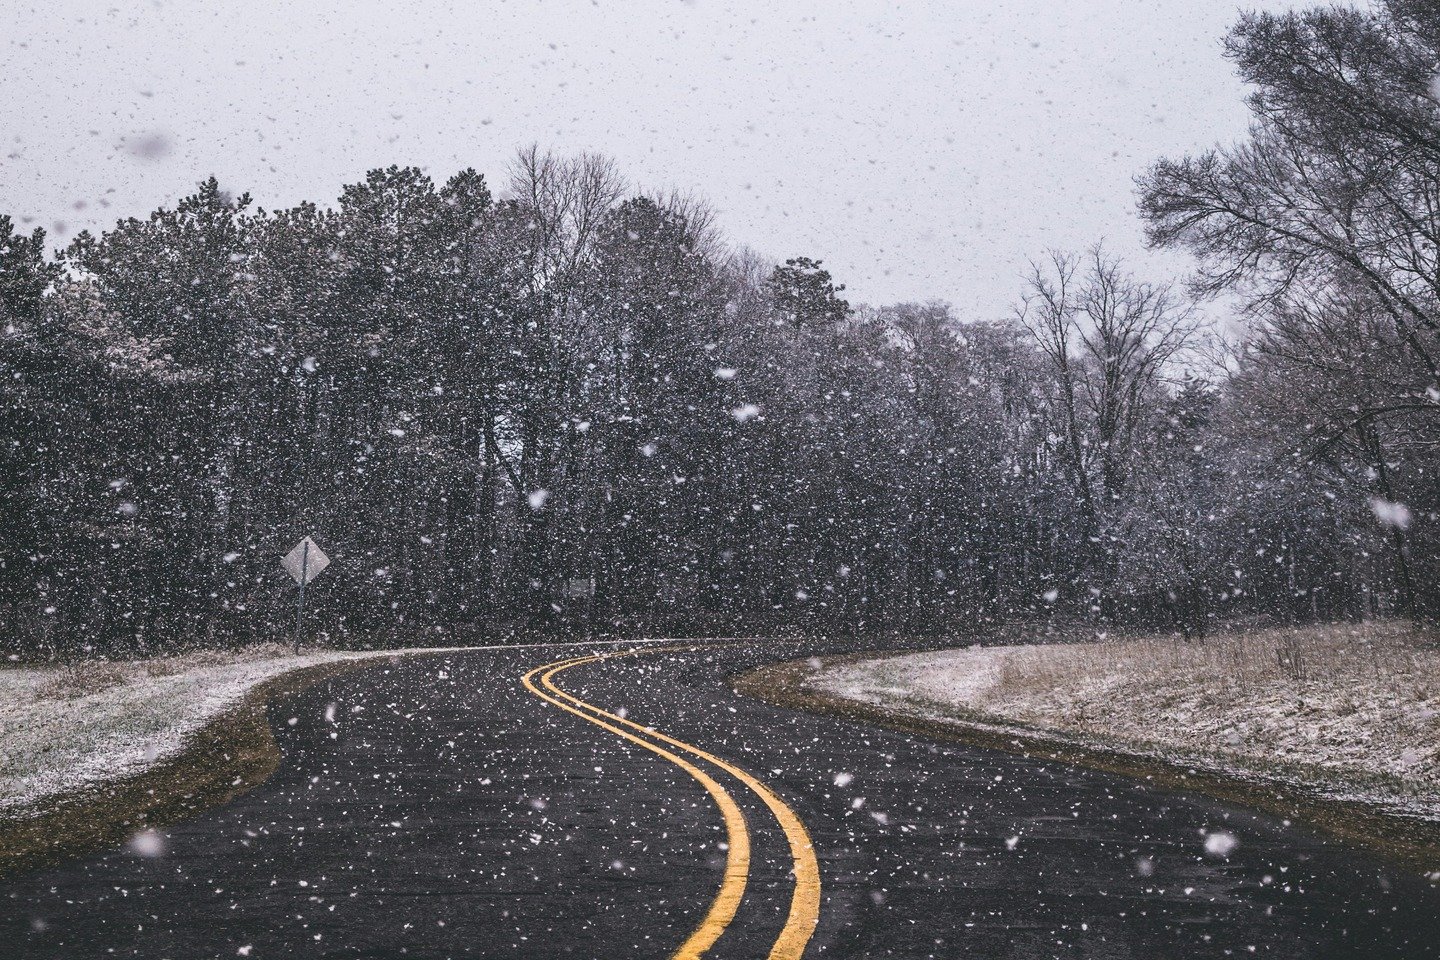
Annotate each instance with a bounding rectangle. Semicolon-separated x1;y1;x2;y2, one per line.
521;649;820;959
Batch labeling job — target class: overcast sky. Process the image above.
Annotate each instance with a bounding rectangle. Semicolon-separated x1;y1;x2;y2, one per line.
3;0;1301;316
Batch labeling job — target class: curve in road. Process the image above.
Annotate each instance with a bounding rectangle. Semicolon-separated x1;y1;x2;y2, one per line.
525;649;819;959
4;641;1439;959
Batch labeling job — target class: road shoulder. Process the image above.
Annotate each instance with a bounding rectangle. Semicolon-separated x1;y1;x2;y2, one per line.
0;656;384;878
734;651;1440;878
1;639;667;879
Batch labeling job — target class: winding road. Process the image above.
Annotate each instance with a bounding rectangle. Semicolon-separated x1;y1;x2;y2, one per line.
3;641;1438;958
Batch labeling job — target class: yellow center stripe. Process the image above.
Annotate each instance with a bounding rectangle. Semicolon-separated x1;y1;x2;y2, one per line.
521;654;750;959
527;648;821;960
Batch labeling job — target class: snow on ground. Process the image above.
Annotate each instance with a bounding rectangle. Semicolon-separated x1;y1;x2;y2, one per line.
0;645;390;815
808;623;1440;819
1;638;665;817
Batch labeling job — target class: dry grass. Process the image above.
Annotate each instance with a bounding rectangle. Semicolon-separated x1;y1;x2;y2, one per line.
992;621;1437;701
30;644;295;700
977;623;1440;797
33;663;131;700
808;621;1440;816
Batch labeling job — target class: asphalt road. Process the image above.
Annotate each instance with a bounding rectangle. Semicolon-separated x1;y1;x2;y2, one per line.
3;641;1438;959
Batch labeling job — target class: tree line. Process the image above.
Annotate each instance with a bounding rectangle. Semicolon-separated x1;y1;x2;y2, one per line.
1;0;1436;657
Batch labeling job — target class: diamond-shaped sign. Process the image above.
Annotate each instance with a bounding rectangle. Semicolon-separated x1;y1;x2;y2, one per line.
281;536;330;586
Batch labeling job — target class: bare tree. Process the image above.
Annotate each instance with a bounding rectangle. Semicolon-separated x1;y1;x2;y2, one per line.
1139;1;1440;617
1016;248;1197;520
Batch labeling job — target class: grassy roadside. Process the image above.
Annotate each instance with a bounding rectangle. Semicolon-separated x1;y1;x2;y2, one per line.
734;652;1440;878
0;656;391;879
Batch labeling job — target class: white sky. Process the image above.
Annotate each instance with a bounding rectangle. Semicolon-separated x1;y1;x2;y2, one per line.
2;0;1300;317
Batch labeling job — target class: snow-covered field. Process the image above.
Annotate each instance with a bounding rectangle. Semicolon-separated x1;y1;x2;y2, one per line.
0;645;389;815
808;623;1440;819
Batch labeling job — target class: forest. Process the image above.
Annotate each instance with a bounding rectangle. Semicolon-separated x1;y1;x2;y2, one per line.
1;0;1437;657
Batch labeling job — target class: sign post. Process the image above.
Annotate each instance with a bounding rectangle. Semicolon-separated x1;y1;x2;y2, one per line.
564;576;596;638
282;536;331;654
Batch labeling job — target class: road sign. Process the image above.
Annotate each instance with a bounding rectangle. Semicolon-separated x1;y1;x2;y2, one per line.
564;577;595;598
282;536;330;586
282;536;330;654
